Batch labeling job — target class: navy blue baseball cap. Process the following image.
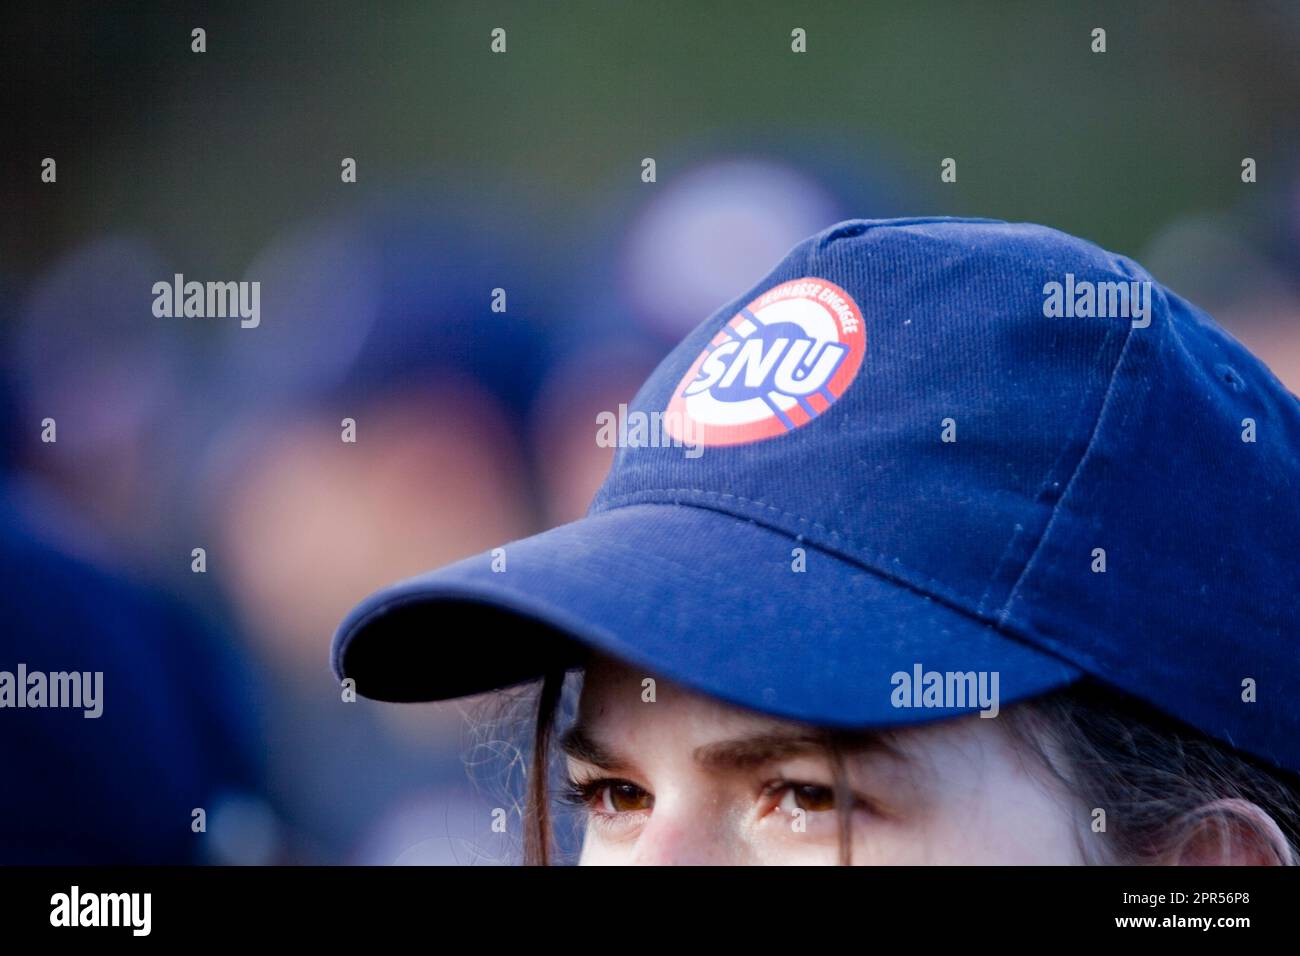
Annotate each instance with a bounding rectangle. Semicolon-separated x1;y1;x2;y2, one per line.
333;217;1300;775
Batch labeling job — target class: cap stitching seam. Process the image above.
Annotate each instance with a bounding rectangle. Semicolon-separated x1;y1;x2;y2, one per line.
593;487;978;612
589;494;1094;678
996;316;1141;626
975;321;1127;617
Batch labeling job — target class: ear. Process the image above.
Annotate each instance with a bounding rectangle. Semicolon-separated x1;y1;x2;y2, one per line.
1171;798;1289;866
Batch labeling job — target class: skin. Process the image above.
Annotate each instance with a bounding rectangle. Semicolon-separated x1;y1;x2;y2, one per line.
562;655;1090;865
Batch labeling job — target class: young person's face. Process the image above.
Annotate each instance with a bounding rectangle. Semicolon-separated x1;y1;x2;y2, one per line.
563;655;1086;865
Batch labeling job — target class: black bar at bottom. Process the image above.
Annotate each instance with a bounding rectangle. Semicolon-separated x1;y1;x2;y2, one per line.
0;865;1290;940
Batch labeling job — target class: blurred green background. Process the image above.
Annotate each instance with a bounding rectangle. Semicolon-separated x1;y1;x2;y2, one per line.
7;1;1300;271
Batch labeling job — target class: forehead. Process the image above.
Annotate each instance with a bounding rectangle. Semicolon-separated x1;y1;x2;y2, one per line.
577;653;800;738
573;653;1024;778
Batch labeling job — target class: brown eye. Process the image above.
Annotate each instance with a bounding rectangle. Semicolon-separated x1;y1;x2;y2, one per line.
791;784;835;812
772;782;837;814
603;782;653;813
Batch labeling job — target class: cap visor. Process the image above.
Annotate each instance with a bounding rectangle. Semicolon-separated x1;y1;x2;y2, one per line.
333;503;1081;727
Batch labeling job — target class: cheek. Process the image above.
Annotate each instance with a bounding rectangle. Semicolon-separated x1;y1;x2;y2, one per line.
917;782;1085;864
577;826;633;866
987;797;1086;863
749;827;848;866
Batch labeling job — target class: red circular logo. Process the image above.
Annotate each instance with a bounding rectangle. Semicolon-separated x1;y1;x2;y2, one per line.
665;277;866;447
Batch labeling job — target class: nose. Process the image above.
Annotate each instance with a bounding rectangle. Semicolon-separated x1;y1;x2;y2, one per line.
628;804;739;865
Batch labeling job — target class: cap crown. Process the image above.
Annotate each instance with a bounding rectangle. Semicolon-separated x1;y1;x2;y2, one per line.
592;217;1300;772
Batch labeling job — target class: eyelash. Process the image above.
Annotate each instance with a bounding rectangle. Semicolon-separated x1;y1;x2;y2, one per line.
560;776;615;809
762;777;879;820
563;774;873;823
561;776;650;828
562;776;644;804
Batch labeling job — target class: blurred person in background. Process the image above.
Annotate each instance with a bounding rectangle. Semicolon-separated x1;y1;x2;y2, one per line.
196;193;550;862
0;482;273;864
1;257;277;865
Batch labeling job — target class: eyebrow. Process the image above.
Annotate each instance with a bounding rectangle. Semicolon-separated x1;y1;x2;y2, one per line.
559;722;906;773
559;724;632;772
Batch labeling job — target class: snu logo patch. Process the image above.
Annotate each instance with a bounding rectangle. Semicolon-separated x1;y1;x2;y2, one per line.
665;277;866;446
